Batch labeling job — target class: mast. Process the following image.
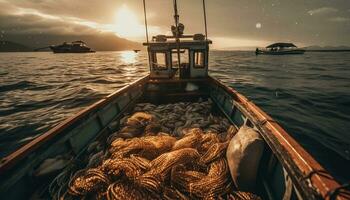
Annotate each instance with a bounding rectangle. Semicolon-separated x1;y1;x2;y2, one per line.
202;0;208;40
142;0;149;44
173;0;182;75
142;0;151;71
173;0;179;27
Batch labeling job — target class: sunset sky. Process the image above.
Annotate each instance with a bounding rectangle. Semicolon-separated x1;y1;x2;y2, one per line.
0;0;349;49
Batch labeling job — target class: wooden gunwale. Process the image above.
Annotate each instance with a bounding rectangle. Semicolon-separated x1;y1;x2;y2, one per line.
208;76;349;200
0;76;149;175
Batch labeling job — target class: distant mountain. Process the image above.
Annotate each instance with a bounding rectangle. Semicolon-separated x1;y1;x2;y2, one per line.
0;41;32;52
216;45;350;51
78;33;142;51
214;46;257;51
2;32;142;52
305;45;350;50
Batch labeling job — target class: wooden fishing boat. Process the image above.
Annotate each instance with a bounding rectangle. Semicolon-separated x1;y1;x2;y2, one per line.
256;43;305;55
0;1;348;200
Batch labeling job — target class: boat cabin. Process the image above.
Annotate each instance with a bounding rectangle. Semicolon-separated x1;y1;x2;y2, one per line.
266;42;297;51
143;33;212;79
71;40;87;47
256;42;305;55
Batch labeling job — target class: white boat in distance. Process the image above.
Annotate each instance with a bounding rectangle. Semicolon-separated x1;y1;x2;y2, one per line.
256;43;305;55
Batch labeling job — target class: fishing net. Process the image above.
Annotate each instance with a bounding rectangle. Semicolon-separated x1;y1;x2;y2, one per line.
118;126;143;138
149;148;200;176
51;100;262;199
102;155;150;180
102;158;143;180
199;132;220;153
109;135;176;160
142;135;177;154
126;112;155;126
162;186;189;200
106;181;160;200
129;154;151;170
134;173;162;194
110;138;155;159
171;165;206;194
189;159;233;199
225;125;238;141
172;128;203;150
144;123;162;135
200;141;229;165
227;191;262;200
68;168;109;196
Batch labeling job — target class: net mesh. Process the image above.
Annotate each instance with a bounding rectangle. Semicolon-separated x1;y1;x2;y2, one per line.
52;100;261;199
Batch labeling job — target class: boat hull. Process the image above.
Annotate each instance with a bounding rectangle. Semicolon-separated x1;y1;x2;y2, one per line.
49;46;95;53
256;49;305;55
0;75;347;200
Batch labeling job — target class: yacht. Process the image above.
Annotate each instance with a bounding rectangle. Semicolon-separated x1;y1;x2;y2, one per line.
256;43;305;55
49;41;95;53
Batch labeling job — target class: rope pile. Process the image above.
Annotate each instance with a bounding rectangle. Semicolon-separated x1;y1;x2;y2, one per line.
51;99;261;199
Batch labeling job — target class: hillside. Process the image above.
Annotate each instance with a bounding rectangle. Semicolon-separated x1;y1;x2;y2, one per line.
306;45;350;51
2;32;142;52
0;41;32;52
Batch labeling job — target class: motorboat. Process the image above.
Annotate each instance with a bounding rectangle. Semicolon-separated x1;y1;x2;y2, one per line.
256;43;305;55
49;41;95;53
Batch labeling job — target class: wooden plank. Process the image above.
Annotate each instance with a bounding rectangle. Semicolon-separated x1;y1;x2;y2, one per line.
98;103;118;126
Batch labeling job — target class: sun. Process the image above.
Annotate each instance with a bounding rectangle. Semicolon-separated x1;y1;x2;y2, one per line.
113;4;144;40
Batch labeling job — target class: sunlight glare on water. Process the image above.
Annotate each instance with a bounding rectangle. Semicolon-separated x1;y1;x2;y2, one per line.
120;51;138;64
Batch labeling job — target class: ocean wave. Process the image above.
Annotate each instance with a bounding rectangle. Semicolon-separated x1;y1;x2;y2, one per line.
0;51;349;180
0;81;35;92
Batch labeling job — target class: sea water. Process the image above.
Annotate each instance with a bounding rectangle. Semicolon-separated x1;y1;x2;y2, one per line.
0;51;349;182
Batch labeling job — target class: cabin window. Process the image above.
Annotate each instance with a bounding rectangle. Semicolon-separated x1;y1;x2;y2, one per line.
194;51;205;68
171;49;189;69
153;52;167;70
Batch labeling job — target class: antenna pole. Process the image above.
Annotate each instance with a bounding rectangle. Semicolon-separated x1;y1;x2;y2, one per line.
143;0;149;43
202;0;208;40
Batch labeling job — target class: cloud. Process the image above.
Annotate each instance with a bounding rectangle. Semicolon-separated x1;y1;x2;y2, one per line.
308;7;338;16
0;1;141;50
0;0;102;35
1;0;350;48
0;0;163;42
3;0;121;24
329;17;350;22
0;13;101;36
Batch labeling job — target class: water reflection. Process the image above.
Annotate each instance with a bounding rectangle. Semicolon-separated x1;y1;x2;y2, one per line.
120;51;138;64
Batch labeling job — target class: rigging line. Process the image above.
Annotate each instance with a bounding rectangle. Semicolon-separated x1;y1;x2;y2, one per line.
202;0;208;40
